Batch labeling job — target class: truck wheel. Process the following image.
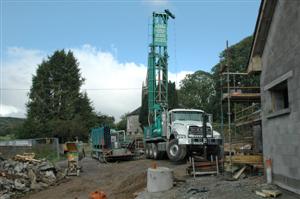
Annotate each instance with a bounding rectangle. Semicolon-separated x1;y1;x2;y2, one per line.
179;144;187;160
167;139;186;162
149;144;154;159
152;143;158;160
145;144;150;159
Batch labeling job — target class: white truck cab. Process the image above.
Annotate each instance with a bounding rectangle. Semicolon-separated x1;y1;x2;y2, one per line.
145;108;222;162
166;109;222;161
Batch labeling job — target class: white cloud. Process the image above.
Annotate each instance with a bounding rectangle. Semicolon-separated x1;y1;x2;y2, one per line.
143;0;170;6
141;0;172;11
71;44;147;121
169;70;193;88
2;47;45;118
1;45;192;121
4;47;45;88
0;104;20;117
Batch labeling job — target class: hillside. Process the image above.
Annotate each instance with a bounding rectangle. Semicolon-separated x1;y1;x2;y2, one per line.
0;117;25;137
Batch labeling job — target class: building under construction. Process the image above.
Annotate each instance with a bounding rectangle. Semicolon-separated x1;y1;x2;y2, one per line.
247;0;300;194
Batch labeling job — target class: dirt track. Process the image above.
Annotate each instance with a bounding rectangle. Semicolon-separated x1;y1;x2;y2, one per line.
22;157;186;199
22;157;300;199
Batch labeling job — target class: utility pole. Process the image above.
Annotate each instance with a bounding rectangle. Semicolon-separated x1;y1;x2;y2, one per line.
226;40;232;172
220;64;224;172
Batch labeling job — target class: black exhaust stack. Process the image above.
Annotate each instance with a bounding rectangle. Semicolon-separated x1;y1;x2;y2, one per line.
203;113;208;160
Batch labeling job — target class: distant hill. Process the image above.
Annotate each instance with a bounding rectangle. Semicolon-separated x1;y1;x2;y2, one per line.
0;117;25;136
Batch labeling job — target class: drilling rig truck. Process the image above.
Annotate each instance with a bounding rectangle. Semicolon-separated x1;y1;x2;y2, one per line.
144;10;222;162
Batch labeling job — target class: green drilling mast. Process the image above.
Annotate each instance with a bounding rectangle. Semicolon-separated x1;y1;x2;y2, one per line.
145;10;175;141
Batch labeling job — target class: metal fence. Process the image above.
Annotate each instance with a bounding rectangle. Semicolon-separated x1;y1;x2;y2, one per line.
0;138;59;160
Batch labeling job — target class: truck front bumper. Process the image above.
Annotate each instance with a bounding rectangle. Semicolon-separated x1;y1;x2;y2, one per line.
178;137;222;145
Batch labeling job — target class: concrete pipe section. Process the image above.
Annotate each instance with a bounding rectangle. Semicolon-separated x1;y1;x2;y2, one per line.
147;167;173;193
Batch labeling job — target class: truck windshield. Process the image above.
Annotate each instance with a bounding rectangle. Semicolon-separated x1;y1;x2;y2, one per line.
172;111;203;122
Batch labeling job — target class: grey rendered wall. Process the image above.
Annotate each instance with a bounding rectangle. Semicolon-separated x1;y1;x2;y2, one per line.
260;0;300;194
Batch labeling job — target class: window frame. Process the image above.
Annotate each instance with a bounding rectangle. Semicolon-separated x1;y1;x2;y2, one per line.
264;71;293;119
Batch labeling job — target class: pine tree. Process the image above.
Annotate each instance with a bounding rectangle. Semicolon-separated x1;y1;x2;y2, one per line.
139;93;149;127
21;50;96;141
139;81;178;128
168;81;179;110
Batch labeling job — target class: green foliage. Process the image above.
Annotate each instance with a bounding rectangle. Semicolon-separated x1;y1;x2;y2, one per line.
0;134;16;141
178;70;215;113
21;50;97;142
177;36;258;122
139;81;178;128
116;112;129;130
211;36;258;88
33;147;59;162
139;93;148;128
210;36;259;122
0;117;24;137
168;81;179;110
95;112;116;128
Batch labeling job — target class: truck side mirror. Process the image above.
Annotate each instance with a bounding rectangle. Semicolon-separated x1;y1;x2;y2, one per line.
208;114;213;123
203;114;208;139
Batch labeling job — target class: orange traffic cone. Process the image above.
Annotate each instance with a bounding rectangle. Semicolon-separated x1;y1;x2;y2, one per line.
152;162;157;169
89;191;107;199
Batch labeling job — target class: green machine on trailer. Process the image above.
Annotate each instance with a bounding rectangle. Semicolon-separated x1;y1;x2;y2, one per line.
90;127;135;162
144;10;222;162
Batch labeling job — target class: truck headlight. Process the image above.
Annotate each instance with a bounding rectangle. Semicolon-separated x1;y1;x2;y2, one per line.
177;134;186;139
214;134;221;139
213;131;221;139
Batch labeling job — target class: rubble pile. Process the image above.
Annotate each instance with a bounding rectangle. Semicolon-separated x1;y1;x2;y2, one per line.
0;154;65;199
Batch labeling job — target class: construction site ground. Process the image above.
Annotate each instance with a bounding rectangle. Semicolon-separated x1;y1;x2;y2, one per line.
22;157;300;199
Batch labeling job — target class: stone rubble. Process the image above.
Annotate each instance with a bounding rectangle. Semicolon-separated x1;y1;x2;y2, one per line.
0;156;65;199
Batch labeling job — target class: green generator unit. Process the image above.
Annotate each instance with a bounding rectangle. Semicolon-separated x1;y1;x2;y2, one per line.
90;127;134;162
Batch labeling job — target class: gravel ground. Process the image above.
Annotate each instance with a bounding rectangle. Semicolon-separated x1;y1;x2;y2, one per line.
21;157;300;199
22;157;186;199
137;175;300;199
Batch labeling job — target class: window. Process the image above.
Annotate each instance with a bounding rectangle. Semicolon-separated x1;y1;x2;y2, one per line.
172;111;203;122
269;80;289;113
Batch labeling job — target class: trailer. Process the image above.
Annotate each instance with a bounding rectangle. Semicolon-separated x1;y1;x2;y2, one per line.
90;127;134;162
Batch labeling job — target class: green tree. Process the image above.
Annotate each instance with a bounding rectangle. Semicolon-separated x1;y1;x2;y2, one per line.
139;93;148;128
211;36;258;89
178;70;215;113
176;36;257;122
21;50;97;141
211;36;259;122
116;113;129;130
0;117;24;137
95;112;115;128
139;81;178;128
168;81;179;110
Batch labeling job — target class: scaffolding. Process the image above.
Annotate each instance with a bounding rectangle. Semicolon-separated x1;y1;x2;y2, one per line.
220;41;262;172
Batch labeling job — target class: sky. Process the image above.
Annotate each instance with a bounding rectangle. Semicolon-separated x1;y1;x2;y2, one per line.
0;0;260;121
